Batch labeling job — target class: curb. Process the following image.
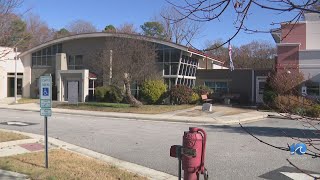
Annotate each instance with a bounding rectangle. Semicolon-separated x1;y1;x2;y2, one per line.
0;128;177;180
0;169;29;180
0;106;268;125
215;114;269;125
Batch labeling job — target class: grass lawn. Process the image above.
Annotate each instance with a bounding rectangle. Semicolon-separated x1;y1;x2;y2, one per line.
0;131;29;142
17;98;39;104
56;102;194;114
0;149;145;180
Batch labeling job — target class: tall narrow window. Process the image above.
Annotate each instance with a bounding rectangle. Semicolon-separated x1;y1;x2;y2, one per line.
68;55;83;70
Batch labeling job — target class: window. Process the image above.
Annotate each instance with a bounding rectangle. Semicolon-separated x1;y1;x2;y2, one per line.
7;73;23;75
179;64;184;75
68;55;83;70
171;49;180;62
32;43;62;67
164;49;170;62
164;63;170;75
171;63;178;75
205;81;229;93
306;82;320;96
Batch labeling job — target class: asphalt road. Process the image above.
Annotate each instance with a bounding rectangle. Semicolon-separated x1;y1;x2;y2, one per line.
0;109;319;179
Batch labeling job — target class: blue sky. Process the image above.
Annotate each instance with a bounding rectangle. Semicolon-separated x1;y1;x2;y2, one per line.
17;0;299;49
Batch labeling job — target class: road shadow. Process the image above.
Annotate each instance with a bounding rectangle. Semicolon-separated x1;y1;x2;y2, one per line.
202;124;320;139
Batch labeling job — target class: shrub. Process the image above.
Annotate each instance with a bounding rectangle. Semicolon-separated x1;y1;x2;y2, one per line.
95;86;123;103
95;86;108;102
306;105;320;118
269;70;304;95
140;80;167;104
193;85;213;96
292;107;307;116
105;85;123;103
190;92;200;104
170;85;193;104
274;95;314;113
263;90;277;105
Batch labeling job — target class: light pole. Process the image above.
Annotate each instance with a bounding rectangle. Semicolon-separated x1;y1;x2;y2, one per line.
14;47;18;103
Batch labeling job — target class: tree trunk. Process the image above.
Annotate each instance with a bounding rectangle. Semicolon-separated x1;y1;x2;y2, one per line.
123;73;143;107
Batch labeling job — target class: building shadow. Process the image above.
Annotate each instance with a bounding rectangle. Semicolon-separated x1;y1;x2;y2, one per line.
201;124;319;139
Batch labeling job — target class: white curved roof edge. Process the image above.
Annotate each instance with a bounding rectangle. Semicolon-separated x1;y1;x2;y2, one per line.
19;32;223;63
19;32;189;57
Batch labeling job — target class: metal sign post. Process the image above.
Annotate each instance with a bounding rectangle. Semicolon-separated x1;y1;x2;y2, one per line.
40;76;52;169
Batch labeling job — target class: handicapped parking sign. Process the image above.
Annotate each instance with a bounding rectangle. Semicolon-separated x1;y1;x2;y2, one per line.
43;87;49;96
40;76;52;101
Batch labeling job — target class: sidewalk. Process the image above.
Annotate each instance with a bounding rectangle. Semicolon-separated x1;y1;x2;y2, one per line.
0;128;177;180
0;103;269;125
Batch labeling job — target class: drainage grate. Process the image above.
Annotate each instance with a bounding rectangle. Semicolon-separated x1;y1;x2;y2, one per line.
0;121;38;126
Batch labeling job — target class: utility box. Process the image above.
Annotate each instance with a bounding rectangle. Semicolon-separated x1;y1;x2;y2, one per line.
202;103;212;112
224;98;230;105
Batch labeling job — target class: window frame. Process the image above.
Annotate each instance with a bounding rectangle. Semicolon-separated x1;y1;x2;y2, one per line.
204;80;230;93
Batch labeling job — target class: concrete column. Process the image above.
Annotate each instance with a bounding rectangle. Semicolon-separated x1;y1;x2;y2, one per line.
56;71;62;101
21;54;32;98
55;54;67;102
109;50;112;85
82;70;89;102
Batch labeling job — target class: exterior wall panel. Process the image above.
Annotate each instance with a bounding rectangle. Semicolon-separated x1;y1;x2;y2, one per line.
277;45;299;70
196;69;252;104
306;22;320;50
299;50;320;81
281;23;306;50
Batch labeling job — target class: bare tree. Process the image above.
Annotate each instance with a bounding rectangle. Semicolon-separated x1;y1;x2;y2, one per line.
24;13;54;49
0;0;24;58
117;23;137;34
205;40;275;69
67;19;97;34
167;0;320;50
205;39;229;61
160;6;202;46
233;41;276;69
53;28;70;39
89;37;158;107
269;70;305;95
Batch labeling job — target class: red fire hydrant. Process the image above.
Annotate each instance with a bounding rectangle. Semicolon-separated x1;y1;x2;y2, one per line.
170;127;208;180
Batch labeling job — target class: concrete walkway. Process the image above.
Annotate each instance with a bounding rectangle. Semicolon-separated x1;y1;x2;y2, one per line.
0;103;270;125
0;129;177;180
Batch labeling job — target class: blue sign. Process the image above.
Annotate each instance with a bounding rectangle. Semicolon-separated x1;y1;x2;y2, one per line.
290;143;307;155
43;87;49;96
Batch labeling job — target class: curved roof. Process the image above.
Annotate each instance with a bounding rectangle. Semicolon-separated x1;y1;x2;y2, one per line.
19;32;223;64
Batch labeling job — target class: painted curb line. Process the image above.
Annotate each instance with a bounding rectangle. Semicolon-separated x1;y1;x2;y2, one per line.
0;129;177;180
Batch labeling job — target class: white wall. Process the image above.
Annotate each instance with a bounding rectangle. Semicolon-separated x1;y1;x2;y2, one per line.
0;47;24;99
306;21;320;50
299;50;320;82
212;64;228;69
